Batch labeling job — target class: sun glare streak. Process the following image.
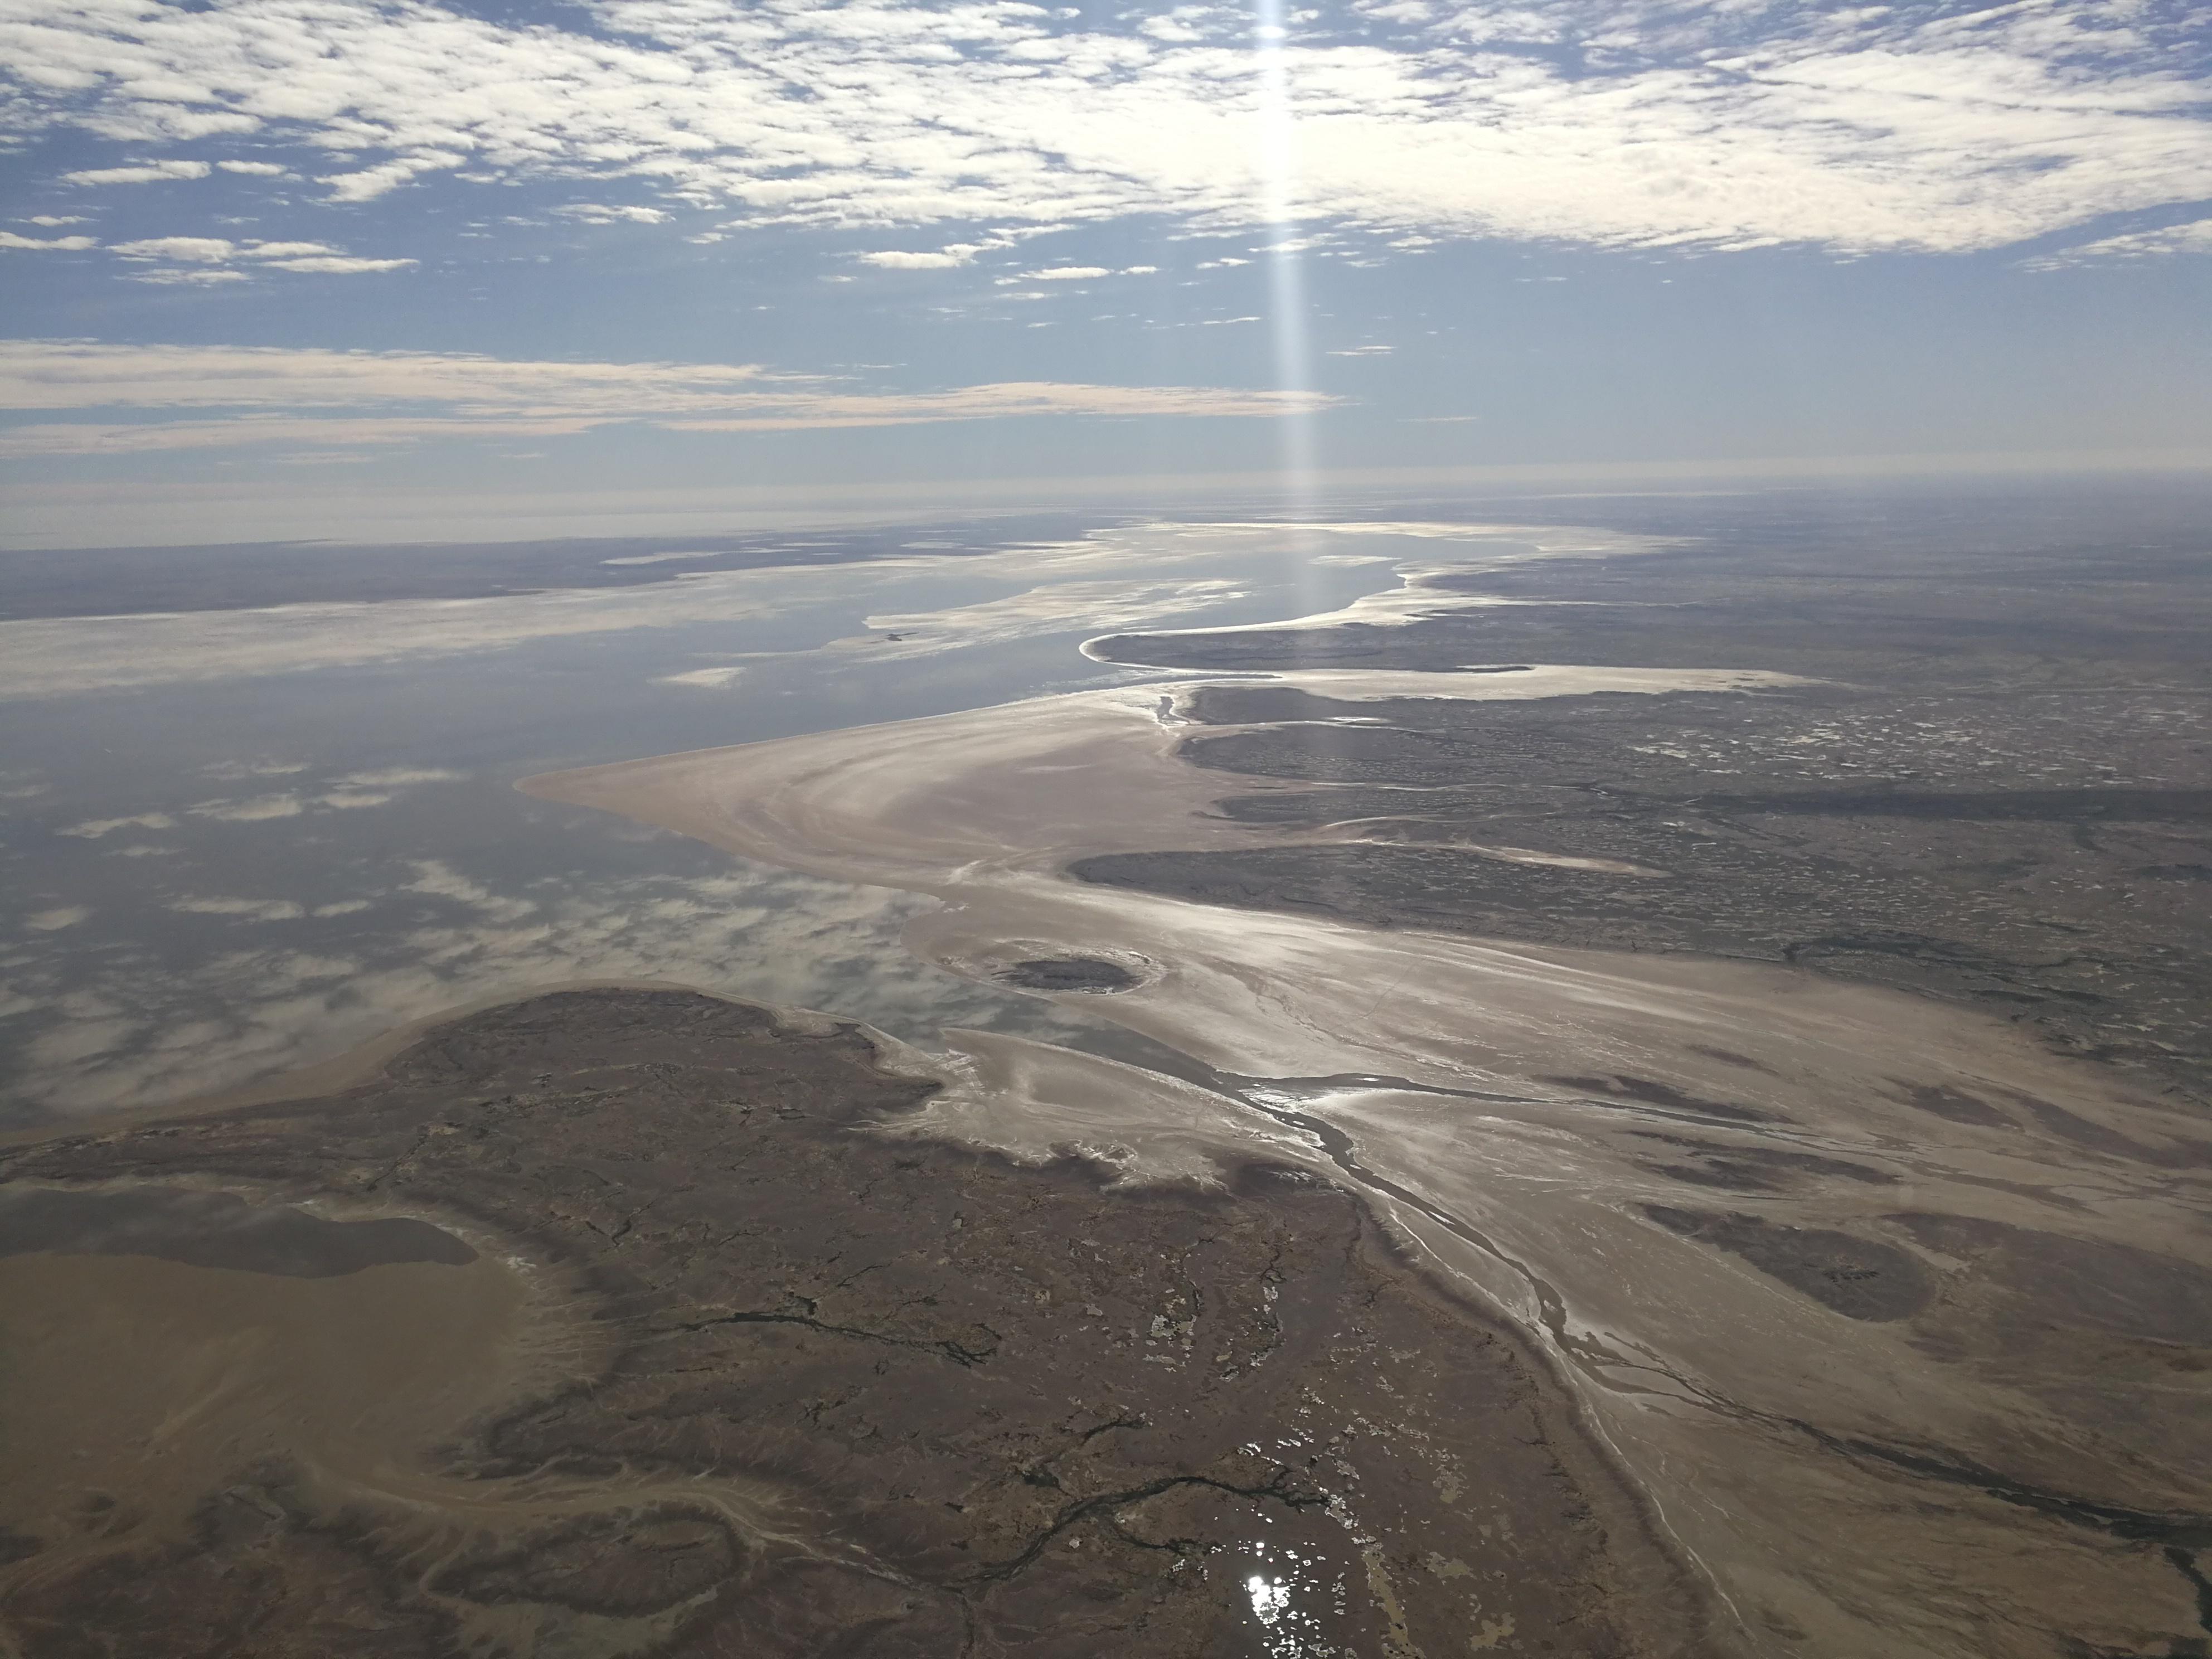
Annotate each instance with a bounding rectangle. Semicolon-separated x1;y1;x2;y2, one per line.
1253;0;1326;616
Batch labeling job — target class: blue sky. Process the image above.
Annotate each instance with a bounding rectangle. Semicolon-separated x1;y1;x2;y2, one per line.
2;0;2209;546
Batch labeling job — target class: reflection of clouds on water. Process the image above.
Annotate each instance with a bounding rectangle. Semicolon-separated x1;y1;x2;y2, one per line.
1;520;1551;1119
6;856;1083;1118
168;896;308;922
188;794;306;822
840;578;1248;661
60;813;176;838
203;759;309;782
185;771;470;824
0;520;1541;701
335;768;465;788
654;665;748;690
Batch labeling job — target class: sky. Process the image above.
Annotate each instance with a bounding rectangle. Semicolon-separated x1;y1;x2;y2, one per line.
2;0;2210;547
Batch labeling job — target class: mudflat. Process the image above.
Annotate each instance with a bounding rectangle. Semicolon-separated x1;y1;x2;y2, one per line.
0;987;1699;1658
515;522;2212;1657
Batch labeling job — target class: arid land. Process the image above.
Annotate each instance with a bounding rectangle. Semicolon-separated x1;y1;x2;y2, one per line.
0;989;1694;1658
4;520;2209;1658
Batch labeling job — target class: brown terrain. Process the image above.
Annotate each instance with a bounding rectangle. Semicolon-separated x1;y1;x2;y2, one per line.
0;988;1701;1659
7;511;2209;1658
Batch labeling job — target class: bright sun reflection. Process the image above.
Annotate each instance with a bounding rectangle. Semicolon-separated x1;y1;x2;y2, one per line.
1247;1572;1292;1623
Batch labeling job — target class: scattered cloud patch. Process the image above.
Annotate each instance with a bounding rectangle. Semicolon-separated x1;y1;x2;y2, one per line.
62;160;210;186
1026;266;1111;281
23;906;91;931
111;235;235;263
857;246;981;270
3;0;2202;256
0;231;96;251
559;203;671;225
129;266;250;284
105;237;414;279
2022;216;2212;270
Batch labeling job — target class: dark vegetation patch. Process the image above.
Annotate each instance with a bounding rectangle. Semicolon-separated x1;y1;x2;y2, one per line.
0;989;1686;1658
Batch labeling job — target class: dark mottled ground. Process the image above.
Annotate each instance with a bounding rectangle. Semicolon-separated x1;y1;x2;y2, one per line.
0;988;1700;1659
1084;526;2212;1099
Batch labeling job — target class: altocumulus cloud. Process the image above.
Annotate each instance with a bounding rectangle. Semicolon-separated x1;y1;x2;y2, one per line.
107;235;416;281
0;341;1339;460
0;0;2205;255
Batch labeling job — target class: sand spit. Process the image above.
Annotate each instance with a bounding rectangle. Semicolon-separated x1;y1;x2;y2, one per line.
521;671;2212;1658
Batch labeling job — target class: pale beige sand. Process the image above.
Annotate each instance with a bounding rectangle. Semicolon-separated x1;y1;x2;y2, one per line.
521;672;2212;1659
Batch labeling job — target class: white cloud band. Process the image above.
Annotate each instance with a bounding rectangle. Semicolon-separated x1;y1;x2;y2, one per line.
0;0;2205;254
0;341;1339;457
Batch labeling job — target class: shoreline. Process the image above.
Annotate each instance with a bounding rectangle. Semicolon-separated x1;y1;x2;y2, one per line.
515;657;2212;1657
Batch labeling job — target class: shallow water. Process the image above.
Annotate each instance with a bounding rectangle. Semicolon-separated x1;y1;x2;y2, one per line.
2;519;1516;1117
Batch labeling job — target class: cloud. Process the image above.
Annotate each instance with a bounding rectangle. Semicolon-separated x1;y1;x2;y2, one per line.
60;160;211;186
857;247;979;269
23;906;91;931
0;341;1337;458
23;215;86;226
256;254;416;273
102;237;415;279
0;231;96;251
2021;215;2212;270
216;159;288;176
1026;266;1112;280
559;203;672;225
129;267;250;284
111;235;234;263
0;0;2205;256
